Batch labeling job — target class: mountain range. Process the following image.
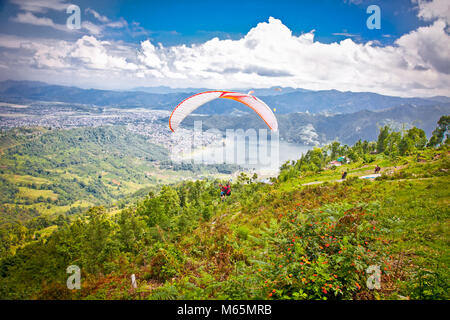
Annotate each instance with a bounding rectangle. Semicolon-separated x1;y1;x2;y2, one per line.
1;80;448;115
182;104;450;145
1;80;448;145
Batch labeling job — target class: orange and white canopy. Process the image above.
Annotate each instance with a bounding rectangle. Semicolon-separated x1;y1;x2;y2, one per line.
169;91;278;132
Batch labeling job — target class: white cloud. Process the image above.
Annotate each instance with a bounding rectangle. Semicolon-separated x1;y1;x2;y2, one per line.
12;11;54;26
32;40;71;69
0;33;139;72
138;40;164;69
11;11;67;31
85;9;128;29
10;0;69;13
11;11;105;35
332;32;359;38
106;19;128;29
85;8;110;23
1;3;450;97
396;19;450;74
0;34;25;49
11;2;128;36
130;16;450;96
81;21;103;35
69;36;138;71
416;0;450;25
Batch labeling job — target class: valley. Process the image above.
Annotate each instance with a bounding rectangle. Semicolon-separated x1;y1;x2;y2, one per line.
0;80;448;300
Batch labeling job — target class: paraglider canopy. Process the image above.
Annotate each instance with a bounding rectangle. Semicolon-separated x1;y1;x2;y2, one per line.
169;91;278;132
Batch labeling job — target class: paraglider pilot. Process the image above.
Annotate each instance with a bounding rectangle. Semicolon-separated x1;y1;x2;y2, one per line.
219;183;231;201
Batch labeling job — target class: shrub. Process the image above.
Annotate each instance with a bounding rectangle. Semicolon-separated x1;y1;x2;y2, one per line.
236;226;250;240
147;244;184;281
253;205;388;299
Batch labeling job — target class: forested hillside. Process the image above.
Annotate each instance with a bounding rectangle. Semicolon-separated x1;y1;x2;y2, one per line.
0;117;448;300
0;126;167;220
0;126;237;257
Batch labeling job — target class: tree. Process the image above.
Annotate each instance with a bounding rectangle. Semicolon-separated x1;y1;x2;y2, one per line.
330;141;341;159
377;125;390;153
386;131;401;156
159;186;180;217
116;208;147;253
139;194;165;227
428;115;450;147
399;136;414;156
406;127;427;150
82;206;117;273
139;186;180;228
306;147;326;171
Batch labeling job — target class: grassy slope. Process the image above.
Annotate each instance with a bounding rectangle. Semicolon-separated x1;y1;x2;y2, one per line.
74;149;449;300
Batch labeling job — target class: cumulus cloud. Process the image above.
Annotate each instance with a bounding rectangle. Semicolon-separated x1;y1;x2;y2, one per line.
416;0;450;25
130;16;450;96
1;6;450;97
70;36;138;71
396;19;450;74
0;33;139;73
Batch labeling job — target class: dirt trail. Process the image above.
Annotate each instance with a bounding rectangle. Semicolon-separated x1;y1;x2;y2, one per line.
301;164;408;186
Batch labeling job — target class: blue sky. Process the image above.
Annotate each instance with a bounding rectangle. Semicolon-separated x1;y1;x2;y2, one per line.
0;0;449;97
113;0;425;45
0;0;429;45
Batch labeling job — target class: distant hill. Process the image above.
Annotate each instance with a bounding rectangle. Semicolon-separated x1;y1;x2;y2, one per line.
1;80;448;115
427;96;450;103
0;80;190;109
182;104;450;145
260;90;440;114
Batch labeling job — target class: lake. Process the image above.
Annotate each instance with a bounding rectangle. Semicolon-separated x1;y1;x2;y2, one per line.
173;137;312;176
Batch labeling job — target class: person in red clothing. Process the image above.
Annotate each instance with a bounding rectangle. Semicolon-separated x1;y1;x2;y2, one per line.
219;183;231;201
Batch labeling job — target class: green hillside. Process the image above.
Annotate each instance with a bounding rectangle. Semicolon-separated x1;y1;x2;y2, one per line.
0;118;448;300
0;126;237;228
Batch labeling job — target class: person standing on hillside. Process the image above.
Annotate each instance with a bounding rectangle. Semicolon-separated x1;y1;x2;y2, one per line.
341;170;348;180
374;165;381;174
219;183;231;201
